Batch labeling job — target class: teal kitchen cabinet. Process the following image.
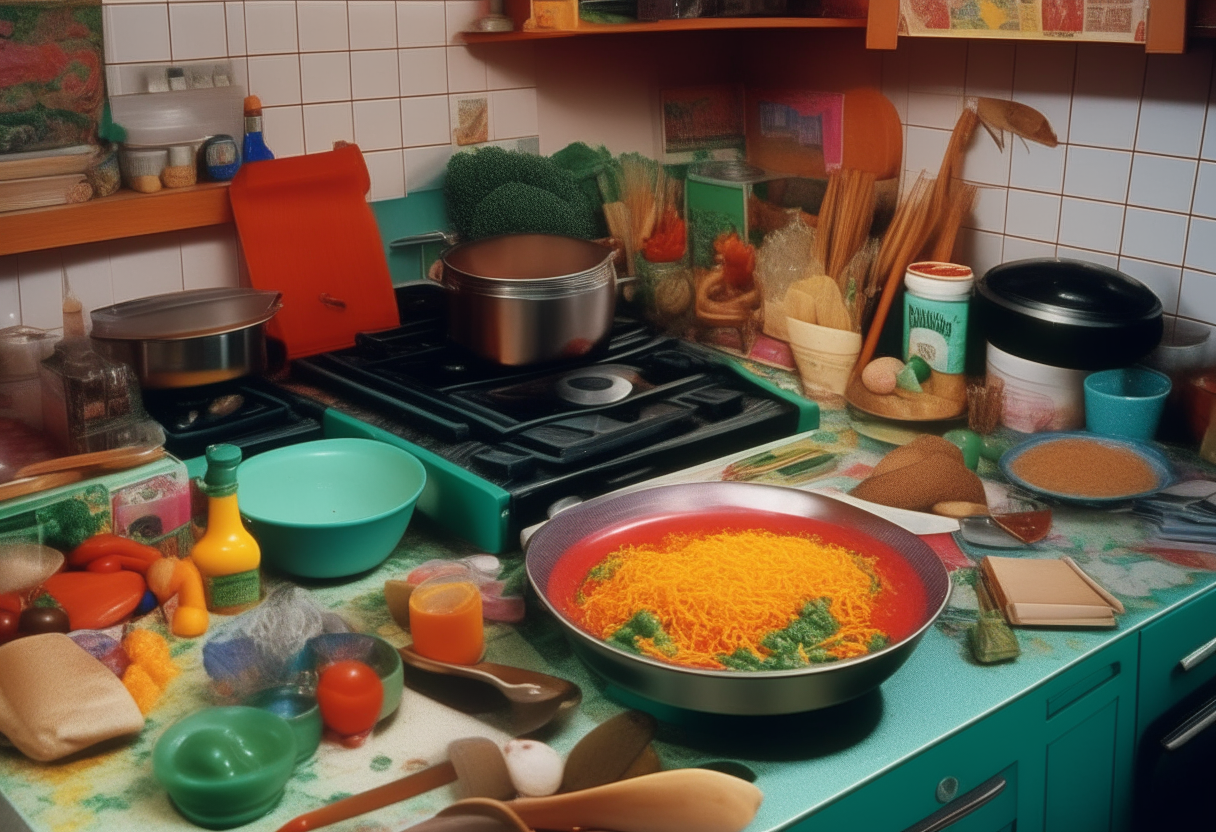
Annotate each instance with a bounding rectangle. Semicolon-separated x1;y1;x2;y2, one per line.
1136;585;1216;733
794;634;1139;832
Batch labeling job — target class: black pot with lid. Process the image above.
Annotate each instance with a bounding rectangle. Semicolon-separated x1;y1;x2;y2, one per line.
974;258;1163;371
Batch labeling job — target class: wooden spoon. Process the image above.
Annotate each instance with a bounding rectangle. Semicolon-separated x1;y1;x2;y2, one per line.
14;445;165;480
399;646;579;706
560;710;658;793
503;768;763;832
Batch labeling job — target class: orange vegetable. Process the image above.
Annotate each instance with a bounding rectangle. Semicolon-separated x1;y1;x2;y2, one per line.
574;529;884;670
68;533;161;574
643;211;686;263
713;232;756;291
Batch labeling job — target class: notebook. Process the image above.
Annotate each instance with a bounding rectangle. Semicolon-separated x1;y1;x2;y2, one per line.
981;556;1125;628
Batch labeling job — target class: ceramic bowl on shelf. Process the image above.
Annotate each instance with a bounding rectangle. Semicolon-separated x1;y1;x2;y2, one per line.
237;438;426;579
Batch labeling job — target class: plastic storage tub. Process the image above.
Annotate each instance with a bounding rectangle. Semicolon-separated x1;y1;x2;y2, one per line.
986;342;1087;433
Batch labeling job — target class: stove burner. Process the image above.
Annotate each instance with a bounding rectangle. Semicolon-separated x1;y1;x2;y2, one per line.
556;366;636;406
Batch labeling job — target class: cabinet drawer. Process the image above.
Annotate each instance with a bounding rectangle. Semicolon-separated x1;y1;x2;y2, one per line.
1139;586;1216;730
794;711;1020;832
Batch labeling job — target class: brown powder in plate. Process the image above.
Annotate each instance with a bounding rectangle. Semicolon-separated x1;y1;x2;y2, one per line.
1010;438;1158;498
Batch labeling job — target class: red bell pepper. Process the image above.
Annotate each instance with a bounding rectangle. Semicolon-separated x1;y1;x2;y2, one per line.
68;534;162;575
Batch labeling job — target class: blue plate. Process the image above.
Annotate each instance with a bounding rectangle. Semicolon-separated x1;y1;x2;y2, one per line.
999;431;1175;506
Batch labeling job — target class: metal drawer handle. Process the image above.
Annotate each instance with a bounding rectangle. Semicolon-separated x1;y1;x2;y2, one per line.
1162;693;1216;752
1179;634;1216;672
901;774;1007;832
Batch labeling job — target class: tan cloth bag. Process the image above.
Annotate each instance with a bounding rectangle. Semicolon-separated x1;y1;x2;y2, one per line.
0;633;144;761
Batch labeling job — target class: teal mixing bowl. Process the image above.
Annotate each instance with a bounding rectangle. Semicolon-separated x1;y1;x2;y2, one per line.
237;438;426;579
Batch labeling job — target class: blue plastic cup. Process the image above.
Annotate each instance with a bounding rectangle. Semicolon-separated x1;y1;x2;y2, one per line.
1084;367;1172;441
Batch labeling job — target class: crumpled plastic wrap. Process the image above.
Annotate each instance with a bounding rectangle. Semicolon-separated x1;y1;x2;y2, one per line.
202;585;350;700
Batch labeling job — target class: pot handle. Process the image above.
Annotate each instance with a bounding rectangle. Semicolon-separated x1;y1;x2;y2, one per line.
389;230;459;249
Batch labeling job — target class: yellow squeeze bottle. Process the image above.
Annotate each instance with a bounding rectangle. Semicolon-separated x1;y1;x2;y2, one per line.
192;444;262;614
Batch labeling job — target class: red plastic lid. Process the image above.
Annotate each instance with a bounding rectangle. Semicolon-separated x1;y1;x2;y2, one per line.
229;144;399;360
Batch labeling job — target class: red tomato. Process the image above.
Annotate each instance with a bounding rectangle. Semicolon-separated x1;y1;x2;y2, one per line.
315;660;383;736
0;610;17;644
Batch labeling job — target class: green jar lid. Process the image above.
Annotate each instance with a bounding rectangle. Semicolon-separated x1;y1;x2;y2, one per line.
204;444;243;496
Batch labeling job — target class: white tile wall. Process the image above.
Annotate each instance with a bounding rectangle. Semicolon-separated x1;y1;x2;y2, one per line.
30;0;545;334
883;38;1216;337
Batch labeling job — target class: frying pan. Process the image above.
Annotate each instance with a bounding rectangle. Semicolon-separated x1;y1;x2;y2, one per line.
525;482;950;716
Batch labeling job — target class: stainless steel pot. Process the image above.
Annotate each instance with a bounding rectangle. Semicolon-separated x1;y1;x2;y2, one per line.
525;482;951;716
90;288;282;389
436;234;618;366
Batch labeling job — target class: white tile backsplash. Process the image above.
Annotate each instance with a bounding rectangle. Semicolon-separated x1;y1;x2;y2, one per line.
954;228;1004;277
179;227;241;291
904;126;951;177
303;102;355;153
484;42;536;90
1186;217;1216;274
105;4;172;64
399;47;448;97
109;235;184;304
17;251;66;333
906;92;962;131
445;0;488;44
1056;246;1119;268
1004;189;1060;242
965;41;1014;100
225;2;246;56
401;94;451;146
1127;154;1197;214
397;1;447;48
1069;43;1145;150
907;37;967;95
262;104;306;157
1136;51;1213;159
1119;256;1182;314
244;0;298;55
297;0;350;52
490;88;538;140
404;143;454;191
1194;162;1216;219
446;46;486;94
1121;207;1188;266
964;185;1007;233
351;50;400;100
248;53;302;105
364;149;407;200
349;0;398;50
354;98;403;150
1180;270;1216;323
1058;197;1124;254
169;2;229;61
1063;146;1132;204
1002;236;1056;262
300;52;352;103
1009;141;1066;194
62;243;115;327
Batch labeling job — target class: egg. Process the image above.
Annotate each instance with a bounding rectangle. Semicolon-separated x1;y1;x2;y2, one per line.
502;739;564;797
861;357;905;396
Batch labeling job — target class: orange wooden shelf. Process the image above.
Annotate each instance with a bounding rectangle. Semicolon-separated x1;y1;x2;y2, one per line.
463;15;865;41
0;181;232;257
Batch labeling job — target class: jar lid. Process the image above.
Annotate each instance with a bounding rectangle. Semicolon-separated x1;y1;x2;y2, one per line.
906;262;974;300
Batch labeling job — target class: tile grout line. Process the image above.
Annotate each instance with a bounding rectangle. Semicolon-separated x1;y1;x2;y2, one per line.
1176;55;1216;317
1053;43;1080;255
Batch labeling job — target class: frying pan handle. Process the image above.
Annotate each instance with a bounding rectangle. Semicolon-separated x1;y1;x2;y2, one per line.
519;496;585;551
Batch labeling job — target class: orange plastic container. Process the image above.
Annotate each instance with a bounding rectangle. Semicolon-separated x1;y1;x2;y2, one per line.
408;578;484;665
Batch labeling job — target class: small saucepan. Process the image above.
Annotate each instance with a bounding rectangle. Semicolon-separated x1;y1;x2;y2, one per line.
392;233;620;367
90;288;282;389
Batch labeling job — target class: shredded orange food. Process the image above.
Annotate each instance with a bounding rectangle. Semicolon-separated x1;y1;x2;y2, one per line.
573;529;885;670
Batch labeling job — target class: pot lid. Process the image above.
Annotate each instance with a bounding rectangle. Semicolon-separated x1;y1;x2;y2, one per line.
978;258;1162;326
91;288;282;340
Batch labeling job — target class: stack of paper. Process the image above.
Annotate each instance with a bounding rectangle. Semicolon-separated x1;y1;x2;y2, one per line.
981;556;1125;628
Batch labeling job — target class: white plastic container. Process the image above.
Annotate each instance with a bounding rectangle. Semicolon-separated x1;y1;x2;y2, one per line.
986;342;1087;433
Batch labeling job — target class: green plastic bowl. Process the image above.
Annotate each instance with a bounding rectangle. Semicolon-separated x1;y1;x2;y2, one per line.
152;706;297;829
237;438;426;579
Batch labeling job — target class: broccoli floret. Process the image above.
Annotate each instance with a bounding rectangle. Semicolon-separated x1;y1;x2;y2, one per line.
445;146;598;240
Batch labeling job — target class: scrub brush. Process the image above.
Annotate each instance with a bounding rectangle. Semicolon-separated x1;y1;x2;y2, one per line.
968;572;1020;664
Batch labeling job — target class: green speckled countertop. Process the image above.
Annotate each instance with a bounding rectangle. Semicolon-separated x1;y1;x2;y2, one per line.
3;387;1216;832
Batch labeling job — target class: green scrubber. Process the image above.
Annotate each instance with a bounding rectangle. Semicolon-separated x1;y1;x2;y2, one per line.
445;146;599;241
895;363;923;393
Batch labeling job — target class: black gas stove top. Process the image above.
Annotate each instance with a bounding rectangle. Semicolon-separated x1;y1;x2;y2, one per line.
286;284;817;552
143;377;325;462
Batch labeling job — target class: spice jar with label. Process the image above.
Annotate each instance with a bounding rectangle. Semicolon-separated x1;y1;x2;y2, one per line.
903;261;974;406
